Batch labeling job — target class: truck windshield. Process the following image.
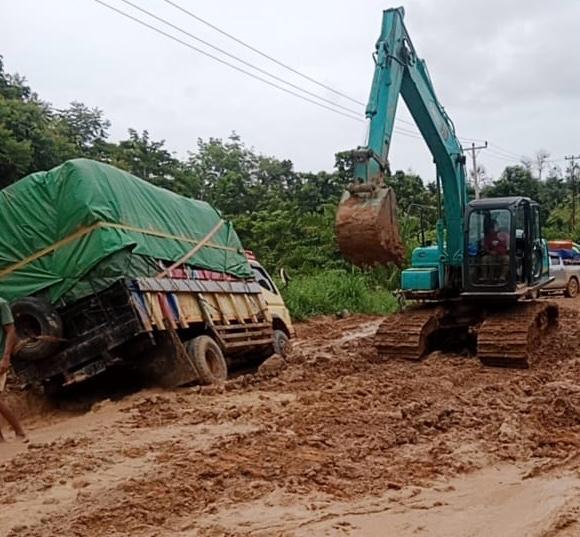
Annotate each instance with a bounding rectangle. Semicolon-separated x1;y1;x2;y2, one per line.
252;265;277;294
467;209;511;285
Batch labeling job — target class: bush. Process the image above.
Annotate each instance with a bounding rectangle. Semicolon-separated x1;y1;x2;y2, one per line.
280;269;398;321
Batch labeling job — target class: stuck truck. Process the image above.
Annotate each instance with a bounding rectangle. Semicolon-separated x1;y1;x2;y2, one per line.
0;159;293;392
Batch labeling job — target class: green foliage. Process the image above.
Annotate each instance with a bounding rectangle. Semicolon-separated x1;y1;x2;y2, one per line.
281;269;399;321
56;101;110;155
0;56;438;319
4;56;580;318
482;164;579;240
0;56;110;187
483;165;541;200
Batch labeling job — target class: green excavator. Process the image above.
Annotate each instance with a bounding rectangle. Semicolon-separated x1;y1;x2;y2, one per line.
336;7;558;367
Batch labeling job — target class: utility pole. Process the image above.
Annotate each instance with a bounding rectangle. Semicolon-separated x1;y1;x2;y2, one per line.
465;141;488;199
565;155;580;230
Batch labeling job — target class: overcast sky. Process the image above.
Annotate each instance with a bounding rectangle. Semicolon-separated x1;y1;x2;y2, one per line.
1;0;579;184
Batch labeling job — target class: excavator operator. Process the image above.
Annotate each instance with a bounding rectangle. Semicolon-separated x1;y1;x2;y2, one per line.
483;220;510;281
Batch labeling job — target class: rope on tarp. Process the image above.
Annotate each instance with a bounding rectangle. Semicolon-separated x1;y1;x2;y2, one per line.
155;220;225;279
0;220;237;279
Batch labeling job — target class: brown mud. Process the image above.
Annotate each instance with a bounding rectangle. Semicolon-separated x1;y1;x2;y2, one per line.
1;299;580;536
335;188;405;267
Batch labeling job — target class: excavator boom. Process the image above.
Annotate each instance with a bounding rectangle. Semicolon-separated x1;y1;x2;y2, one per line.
336;7;466;275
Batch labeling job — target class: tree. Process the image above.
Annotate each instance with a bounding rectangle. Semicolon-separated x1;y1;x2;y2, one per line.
110;129;181;188
520;156;533;172
0;56;77;187
535;149;550;180
57;101;110;155
482;165;541;201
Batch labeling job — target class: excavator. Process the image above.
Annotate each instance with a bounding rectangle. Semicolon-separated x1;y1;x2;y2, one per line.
336;7;558;368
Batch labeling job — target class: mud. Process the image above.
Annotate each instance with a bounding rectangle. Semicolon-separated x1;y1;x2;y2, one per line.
1;300;580;536
335;187;405;267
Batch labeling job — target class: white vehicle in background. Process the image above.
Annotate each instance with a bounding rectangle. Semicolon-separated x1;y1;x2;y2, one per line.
542;252;580;298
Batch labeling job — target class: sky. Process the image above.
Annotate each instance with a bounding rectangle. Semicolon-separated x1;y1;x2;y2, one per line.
1;0;579;185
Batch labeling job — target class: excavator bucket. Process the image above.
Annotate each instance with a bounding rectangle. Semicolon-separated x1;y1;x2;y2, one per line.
336;186;405;267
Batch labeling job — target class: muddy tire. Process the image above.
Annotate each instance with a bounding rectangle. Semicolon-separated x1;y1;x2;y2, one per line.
273;330;291;358
565;277;579;298
12;298;63;361
185;335;228;385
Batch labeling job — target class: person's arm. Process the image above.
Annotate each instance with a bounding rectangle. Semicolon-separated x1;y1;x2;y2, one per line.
503;232;510;251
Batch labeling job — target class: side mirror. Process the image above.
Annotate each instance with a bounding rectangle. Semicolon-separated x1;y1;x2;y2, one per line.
279;267;291;288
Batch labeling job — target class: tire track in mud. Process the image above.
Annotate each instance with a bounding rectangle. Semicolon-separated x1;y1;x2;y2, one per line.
2;305;580;536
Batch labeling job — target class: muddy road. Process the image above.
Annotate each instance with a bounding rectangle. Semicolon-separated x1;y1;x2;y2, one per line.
1;304;580;537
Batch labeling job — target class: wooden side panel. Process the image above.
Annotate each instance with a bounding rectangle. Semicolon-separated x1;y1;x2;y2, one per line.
137;290;267;331
174;293;204;324
145;293;165;328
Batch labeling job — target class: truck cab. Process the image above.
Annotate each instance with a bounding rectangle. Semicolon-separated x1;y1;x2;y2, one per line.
245;251;295;353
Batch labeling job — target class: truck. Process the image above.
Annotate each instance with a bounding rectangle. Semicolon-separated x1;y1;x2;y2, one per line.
541;252;580;297
0;159;294;392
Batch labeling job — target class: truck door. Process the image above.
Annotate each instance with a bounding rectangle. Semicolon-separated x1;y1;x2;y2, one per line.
549;254;565;287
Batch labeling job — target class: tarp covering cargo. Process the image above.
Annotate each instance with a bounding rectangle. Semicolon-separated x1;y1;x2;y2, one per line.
0;158;252;303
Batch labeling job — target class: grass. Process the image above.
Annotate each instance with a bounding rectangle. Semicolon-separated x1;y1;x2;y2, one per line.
280;269;399;321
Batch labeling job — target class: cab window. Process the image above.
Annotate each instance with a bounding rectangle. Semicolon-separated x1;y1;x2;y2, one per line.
252;266;277;294
467;208;511;285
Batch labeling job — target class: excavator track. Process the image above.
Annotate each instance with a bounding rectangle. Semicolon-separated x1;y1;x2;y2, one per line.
375;306;447;361
477;301;559;368
374;301;559;368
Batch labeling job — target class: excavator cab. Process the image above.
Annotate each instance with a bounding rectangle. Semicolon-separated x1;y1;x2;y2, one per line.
463;197;551;297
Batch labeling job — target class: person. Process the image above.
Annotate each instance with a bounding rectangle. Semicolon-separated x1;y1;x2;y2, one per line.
0;296;26;442
483;220;510;281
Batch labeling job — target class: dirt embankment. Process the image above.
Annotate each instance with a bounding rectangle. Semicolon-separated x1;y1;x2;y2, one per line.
1;303;580;537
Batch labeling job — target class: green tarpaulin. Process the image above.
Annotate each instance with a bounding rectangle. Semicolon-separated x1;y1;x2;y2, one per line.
0;158;252;303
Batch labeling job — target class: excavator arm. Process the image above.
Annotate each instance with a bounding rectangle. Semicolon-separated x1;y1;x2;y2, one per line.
337;7;467;277
337;7;559;369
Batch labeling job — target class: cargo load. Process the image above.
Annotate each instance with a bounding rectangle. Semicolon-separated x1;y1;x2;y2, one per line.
0;158;252;304
0;159;293;391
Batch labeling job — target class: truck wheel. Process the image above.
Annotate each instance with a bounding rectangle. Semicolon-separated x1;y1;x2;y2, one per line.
273;329;291;358
565;277;579;298
185;335;228;385
11;298;63;361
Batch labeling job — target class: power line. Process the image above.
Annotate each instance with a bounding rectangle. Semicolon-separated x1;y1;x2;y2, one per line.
117;0;362;117
482;152;519;163
159;0;439;139
160;0;511;148
459;136;488;144
488;143;523;159
163;0;544;157
392;126;424;140
92;1;543;156
160;0;366;107
159;0;521;150
395;116;418;128
93;0;364;123
94;1;433;141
